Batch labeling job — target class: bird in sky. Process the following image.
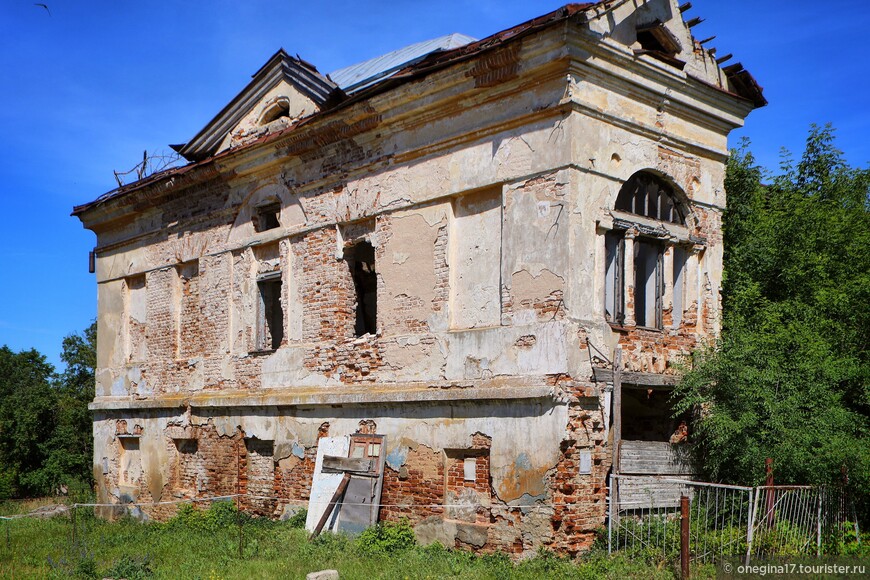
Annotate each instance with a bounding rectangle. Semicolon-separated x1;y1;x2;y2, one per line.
34;3;51;16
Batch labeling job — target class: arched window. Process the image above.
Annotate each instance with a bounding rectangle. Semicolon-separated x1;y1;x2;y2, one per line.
615;171;685;225
605;172;690;329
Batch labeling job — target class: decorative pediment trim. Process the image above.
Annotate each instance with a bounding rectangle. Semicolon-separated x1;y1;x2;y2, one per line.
173;49;343;162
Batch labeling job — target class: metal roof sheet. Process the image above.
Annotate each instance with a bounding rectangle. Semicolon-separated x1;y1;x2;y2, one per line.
329;32;477;94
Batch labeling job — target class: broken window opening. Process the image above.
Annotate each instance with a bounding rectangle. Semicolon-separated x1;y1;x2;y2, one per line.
621;386;690;443
636;21;682;57
634;240;664;328
615;172;685;225
253;202;281;233
259;100;290;125
345;241;377;337
257;272;284;351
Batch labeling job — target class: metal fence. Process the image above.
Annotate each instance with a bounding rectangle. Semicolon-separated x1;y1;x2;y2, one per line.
608;475;861;565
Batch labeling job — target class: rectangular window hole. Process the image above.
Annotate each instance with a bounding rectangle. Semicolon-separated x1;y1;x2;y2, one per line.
254;202;281;232
344;241;377;336
257;274;284;350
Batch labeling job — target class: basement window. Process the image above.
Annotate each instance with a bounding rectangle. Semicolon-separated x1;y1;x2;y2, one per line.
257;272;284;350
345;241;377;337
254;202;281;233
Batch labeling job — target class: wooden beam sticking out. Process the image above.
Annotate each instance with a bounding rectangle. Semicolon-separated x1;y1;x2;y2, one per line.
310;473;351;539
699;35;716;45
716;53;733;64
686;16;704;28
593;366;679;387
679;2;692;13
612;349;622;475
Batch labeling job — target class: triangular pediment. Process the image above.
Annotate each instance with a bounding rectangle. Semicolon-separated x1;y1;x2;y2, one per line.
173;50;342;162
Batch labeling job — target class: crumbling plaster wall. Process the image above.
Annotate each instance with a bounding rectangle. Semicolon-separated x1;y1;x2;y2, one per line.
84;10;743;557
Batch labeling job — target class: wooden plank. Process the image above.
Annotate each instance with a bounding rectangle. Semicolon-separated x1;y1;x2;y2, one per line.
619;440;693;475
593;367;678;387
322;455;374;474
612;349;622;474
619;478;693;509
310;473;351;539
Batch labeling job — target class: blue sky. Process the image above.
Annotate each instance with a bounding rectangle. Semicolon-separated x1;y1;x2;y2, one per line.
0;1;868;370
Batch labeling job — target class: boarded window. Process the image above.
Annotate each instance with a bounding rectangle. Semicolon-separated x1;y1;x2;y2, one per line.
345;241;377;336
604;231;625;325
127;275;147;362
257;272;284;350
672;246;688;327
450;189;502;329
634;240;664;328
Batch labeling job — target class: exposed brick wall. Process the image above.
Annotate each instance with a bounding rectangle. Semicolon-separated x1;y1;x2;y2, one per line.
380;444;445;524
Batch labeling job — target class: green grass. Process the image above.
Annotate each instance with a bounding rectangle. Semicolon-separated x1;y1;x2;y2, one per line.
0;502;695;579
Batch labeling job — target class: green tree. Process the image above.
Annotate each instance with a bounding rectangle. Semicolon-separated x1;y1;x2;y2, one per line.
0;322;96;498
43;321;97;492
675;126;869;516
0;347;56;498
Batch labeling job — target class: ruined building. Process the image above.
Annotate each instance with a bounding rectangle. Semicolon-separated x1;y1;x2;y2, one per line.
73;1;763;555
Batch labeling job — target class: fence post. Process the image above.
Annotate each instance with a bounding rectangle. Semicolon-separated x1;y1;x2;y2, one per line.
608;472;614;555
816;490;823;557
745;487;755;566
765;458;775;528
72;504;77;546
680;494;690;580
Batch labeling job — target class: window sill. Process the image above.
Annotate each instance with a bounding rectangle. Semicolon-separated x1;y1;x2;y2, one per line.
635;325;664;333
607;322;630;333
248;348;277;357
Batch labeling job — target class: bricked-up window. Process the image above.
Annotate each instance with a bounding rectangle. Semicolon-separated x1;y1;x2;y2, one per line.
126;274;147;362
345;241;377;336
444;448;491;523
118;436;141;486
172;438;198;493
177;261;200;359
450;188;502;329
257;272;284;350
253;201;281;232
245;439;275;513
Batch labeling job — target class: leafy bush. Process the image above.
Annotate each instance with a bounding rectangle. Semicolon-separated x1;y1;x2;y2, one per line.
285;506;307;528
104;555;153;580
163;501;239;533
355;519;416;555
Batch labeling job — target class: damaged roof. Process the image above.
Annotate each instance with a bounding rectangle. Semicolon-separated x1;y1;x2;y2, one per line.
73;1;764;217
330;32;478;94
